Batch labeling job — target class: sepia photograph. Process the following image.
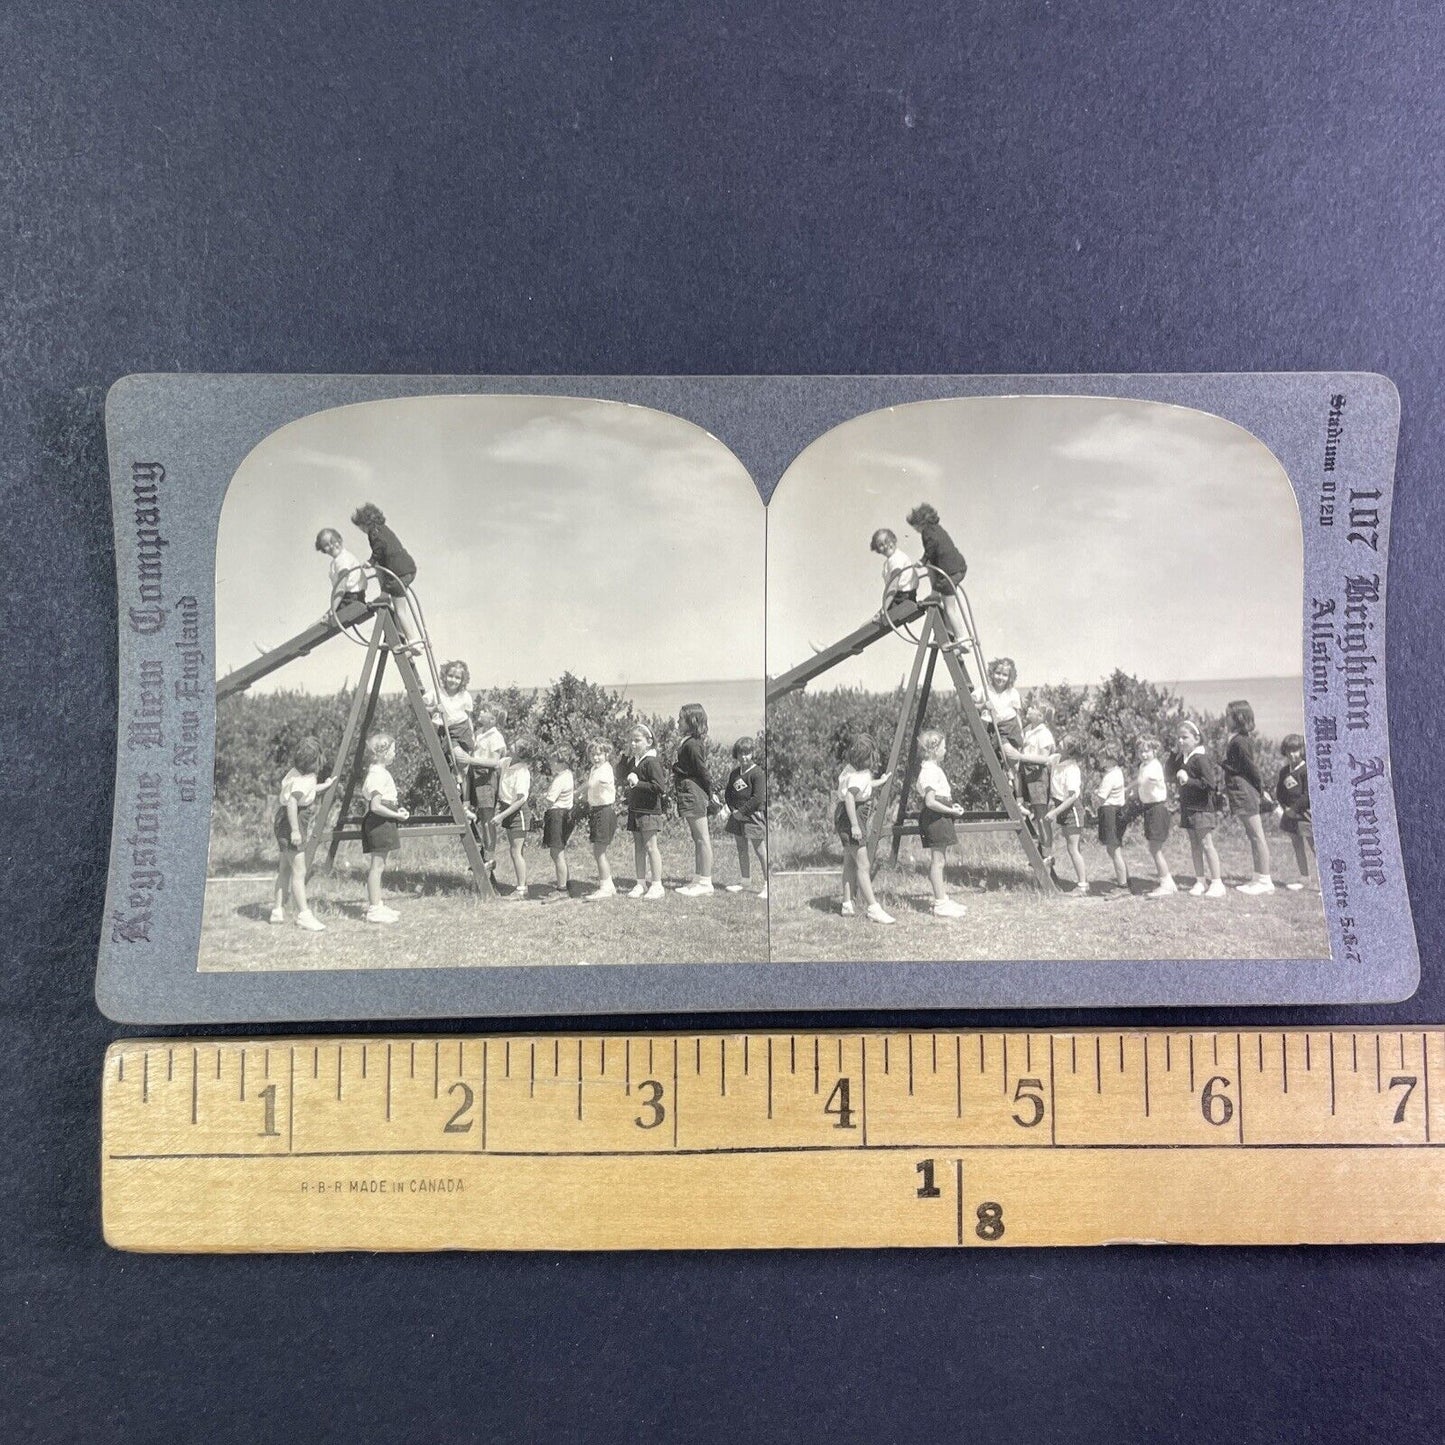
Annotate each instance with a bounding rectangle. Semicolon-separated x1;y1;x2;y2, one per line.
764;395;1331;963
201;393;767;971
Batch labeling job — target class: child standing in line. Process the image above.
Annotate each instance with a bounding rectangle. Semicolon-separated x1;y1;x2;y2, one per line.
540;748;576;898
314;528;367;613
350;503;422;652
835;735;895;924
1019;703;1056;857
583;739;619;900
673;703;722;897
722;736;768;899
360;731;409;924
1224;699;1275;895
270;736;334;931
1274;733;1315;891
905;503;970;651
426;659;474;801
1172;720;1226;898
1092;743;1132;892
1135;736;1177;898
870;528;923;609
493;738;534;900
468;706;507;859
915;728;969;919
1045;736;1088;896
620;723;667;900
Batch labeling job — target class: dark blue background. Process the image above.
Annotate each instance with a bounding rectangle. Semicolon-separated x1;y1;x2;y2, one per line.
5;2;1444;1439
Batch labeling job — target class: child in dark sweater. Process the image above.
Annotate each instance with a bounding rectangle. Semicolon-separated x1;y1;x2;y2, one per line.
672;703;722;897
351;503;422;652
1223;699;1275;895
1273;733;1315;891
906;502;970;653
723;736;768;899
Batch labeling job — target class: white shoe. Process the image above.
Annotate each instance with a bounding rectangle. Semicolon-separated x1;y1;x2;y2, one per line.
1237;879;1276;895
932;899;967;918
756;886;768;901
840;900;855;917
1204;880;1227;899
627;882;646;898
365;905;398;924
1286;881;1305;891
865;903;896;925
588;883;618;900
724;883;745;893
643;882;666;900
295;910;326;932
1145;880;1178;899
677;880;715;897
1188;880;1207;897
269;907;286;925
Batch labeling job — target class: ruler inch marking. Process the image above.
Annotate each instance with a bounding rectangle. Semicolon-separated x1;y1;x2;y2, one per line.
108;1027;1445;1253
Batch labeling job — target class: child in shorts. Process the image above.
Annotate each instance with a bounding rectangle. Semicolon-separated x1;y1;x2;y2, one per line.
360;731;409;924
835;734;894;924
1092;743;1131;892
722;736;768;899
314;528;367;614
1045;736;1088;896
915;728;968;918
493;738;534;899
1135;736;1177;897
1018;703;1056;855
620;724;667;900
1171;719;1225;898
582;738;619;900
468;706;507;857
673;703;721;897
270;736;334;931
1224;699;1275;895
1273;733;1315;891
540;748;576;897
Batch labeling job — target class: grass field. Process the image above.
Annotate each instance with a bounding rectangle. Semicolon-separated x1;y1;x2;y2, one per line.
200;825;768;972
768;821;1330;964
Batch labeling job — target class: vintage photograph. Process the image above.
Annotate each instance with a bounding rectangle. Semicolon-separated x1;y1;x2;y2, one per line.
765;395;1332;963
202;393;768;970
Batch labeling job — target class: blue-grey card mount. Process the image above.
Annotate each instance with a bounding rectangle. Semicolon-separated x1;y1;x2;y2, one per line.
99;373;1417;1022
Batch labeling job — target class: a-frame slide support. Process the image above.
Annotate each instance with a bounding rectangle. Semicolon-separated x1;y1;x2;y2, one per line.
302;608;494;896
862;609;1054;888
767;598;1054;890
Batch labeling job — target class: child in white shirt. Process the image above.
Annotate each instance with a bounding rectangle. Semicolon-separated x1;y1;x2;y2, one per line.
270;735;334;931
582;739;619;900
870;528;923;610
360;731;409;924
493;739;533;899
541;750;576;895
1045;736;1088;896
314;528;367;614
915;729;968;918
425;659;474;803
834;734;894;924
1091;744;1131;891
1135;736;1177;898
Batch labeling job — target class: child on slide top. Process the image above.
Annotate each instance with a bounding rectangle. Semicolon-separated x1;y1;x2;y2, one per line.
905;503;970;652
351;503;423;653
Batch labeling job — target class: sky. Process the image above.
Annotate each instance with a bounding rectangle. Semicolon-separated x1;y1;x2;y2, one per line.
766;396;1306;694
216;394;764;695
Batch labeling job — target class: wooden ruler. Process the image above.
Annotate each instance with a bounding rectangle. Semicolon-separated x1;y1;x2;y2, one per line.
103;1028;1445;1250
